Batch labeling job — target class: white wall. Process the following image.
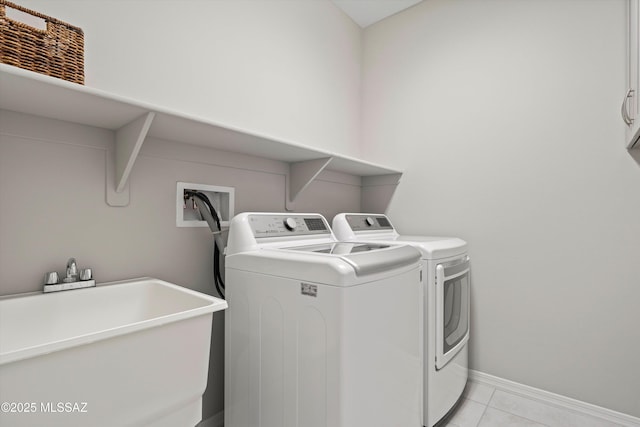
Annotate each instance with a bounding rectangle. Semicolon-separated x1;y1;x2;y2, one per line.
15;0;362;157
363;0;640;418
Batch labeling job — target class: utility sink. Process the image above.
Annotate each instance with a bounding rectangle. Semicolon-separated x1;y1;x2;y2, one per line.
0;277;227;427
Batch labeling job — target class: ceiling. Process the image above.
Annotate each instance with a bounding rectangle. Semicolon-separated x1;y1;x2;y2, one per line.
331;0;423;28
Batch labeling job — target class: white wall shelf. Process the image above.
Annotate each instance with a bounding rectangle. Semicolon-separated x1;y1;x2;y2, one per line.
0;64;402;210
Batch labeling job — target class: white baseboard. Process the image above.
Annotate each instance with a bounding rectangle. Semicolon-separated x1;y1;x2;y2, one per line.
469;370;640;427
196;411;223;427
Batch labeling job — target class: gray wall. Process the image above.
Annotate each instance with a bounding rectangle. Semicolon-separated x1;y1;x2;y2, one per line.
362;0;640;418
0;110;361;419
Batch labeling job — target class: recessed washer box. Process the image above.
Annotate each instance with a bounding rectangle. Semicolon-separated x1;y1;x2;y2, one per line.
177;182;235;228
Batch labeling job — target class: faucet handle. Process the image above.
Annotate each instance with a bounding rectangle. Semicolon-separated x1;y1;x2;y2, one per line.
79;268;92;281
44;271;59;285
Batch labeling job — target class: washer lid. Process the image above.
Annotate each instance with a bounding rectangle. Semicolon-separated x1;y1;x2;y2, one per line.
284;242;390;254
279;242;420;276
226;242;421;282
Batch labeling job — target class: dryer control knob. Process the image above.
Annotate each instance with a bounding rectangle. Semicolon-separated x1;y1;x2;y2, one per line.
365;217;375;226
284;217;297;231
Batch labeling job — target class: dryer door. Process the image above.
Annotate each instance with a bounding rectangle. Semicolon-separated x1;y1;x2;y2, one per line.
435;256;470;370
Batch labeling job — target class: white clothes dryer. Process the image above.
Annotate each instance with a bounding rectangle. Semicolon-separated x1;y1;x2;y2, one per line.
224;212;423;427
333;213;470;427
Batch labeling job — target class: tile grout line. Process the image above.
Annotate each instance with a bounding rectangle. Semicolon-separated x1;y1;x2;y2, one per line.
490;386;623;427
474;402;489;427
480;382;555;427
489;406;554;427
473;385;497;426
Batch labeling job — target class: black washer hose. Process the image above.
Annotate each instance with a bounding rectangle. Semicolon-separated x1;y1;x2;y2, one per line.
185;190;225;298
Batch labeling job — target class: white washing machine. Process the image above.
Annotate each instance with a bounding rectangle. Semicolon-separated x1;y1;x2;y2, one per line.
224;212;424;427
333;213;470;427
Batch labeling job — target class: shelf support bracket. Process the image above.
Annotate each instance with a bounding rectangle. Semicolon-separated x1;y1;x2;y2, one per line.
106;111;155;206
116;112;155;192
285;157;333;211
361;173;402;213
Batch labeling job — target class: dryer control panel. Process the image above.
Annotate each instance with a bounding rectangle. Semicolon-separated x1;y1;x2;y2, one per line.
345;214;394;231
249;214;330;238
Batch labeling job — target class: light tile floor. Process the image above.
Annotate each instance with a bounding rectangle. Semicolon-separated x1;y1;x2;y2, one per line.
438;381;634;427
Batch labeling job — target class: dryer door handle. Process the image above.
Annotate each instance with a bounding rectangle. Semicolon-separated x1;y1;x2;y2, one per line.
440;256;470;280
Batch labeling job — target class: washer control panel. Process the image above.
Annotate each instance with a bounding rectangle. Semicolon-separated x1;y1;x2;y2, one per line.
249;214;330;238
345;214;394;231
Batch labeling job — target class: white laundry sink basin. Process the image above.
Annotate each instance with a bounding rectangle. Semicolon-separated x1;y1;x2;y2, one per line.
0;277;227;427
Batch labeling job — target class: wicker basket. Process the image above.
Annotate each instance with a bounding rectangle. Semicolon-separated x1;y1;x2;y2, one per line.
0;0;84;84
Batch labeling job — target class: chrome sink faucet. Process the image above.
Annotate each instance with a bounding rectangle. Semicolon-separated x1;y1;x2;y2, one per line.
63;257;78;283
43;257;95;293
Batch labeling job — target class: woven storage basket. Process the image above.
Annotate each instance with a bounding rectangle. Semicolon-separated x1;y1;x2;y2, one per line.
0;0;84;84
